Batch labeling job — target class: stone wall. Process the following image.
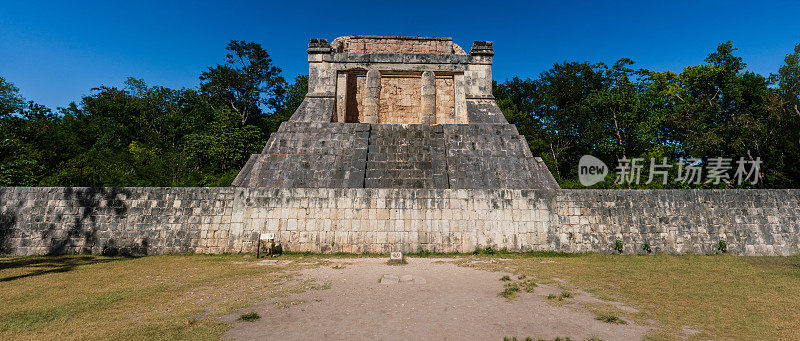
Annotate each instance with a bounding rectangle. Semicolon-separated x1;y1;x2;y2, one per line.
364;125;448;189
442;125;556;189
330;36;463;55
2;187;799;256
378;75;422;124
232;122;559;190
0;187;233;256
232;122;369;188
435;76;456;123
555;190;800;255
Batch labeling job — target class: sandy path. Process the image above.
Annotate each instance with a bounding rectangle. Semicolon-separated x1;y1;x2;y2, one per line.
221;258;650;340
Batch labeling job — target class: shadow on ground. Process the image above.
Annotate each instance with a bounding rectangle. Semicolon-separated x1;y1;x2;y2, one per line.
0;255;129;282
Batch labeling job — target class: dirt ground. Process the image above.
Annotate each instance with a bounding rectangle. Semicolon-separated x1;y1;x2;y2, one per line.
220;257;652;340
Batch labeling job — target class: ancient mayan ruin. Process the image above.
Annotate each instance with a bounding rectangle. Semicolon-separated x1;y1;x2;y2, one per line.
232;35;559;190
1;36;799;257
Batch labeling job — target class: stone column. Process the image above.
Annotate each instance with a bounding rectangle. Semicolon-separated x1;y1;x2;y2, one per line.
335;72;347;122
467;41;495;98
454;73;467;123
306;39;336;122
363;69;380;123
421;71;436;124
307;39;333;95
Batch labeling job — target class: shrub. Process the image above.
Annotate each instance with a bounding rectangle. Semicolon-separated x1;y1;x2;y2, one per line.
527;250;581;257
416;248;432;257
237;312;260;322
472;247;497;255
500;282;520;299
718;240;727;253
613;240;623;254
642;243;652;254
500;275;511;281
596;313;627;324
547;291;572;301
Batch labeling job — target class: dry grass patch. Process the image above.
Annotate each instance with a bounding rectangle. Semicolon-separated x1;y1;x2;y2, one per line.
0;254;322;340
458;253;800;340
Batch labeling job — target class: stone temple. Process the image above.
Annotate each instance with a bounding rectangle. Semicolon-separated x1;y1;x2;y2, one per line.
232;35;559;190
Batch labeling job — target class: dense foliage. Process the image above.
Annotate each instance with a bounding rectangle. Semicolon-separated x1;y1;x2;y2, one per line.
495;42;800;188
0;41;306;187
1;41;798;188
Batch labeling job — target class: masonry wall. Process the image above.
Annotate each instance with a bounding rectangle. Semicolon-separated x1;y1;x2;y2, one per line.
435;76;456;123
0;187;233;256
555;190;800;255
378;75;422;124
2;187;799;256
233;122;559;189
330;36;461;55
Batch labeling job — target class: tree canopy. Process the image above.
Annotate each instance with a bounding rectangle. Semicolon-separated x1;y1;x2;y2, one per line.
495;41;800;188
0;40;305;187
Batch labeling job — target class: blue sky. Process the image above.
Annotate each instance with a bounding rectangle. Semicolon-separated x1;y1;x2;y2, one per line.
1;0;799;109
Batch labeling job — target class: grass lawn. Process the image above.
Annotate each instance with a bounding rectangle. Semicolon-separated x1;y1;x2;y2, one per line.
458;253;800;340
0;254;324;340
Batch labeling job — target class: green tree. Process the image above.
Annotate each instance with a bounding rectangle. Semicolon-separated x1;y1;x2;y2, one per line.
495;62;607;181
773;43;800;118
0;77;59;186
266;74;306;131
0;76;25;116
762;43;800;187
184;108;264;186
200;40;286;125
41;78;221;186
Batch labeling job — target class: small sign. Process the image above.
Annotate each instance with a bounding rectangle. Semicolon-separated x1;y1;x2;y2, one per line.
390;252;403;260
260;233;275;240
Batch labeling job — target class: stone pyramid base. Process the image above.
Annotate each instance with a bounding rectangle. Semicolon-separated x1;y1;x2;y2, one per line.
233;122;559;190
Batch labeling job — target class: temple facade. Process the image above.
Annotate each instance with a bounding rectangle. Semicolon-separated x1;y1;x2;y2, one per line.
233;36;559;190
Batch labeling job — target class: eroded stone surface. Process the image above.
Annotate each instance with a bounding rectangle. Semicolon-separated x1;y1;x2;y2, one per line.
1;187;799;256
